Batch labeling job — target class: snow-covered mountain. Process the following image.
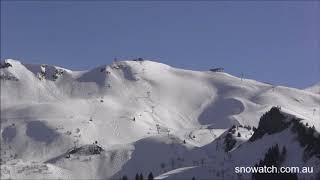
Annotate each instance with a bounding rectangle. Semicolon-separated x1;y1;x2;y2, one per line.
1;59;319;179
305;83;320;95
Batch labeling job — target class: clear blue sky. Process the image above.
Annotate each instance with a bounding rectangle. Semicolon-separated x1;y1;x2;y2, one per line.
1;1;319;88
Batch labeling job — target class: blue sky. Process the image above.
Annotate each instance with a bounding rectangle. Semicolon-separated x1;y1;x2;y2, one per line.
1;1;319;88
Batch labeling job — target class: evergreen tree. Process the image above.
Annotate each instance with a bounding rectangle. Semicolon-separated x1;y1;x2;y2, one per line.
253;126;257;132
192;176;195;180
291;120;320;159
135;173;139;180
252;144;298;180
148;172;154;180
122;175;128;180
160;162;166;170
281;146;287;161
171;158;175;169
139;173;144;180
250;106;288;141
316;171;320;180
237;132;241;137
224;132;236;152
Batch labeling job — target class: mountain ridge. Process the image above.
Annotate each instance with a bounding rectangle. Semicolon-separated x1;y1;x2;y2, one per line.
1;59;319;179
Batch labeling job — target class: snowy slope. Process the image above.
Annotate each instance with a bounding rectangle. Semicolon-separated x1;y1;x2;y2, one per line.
1;59;319;179
305;83;320;95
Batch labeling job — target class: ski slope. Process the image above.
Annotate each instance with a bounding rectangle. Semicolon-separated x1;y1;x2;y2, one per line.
1;59;319;179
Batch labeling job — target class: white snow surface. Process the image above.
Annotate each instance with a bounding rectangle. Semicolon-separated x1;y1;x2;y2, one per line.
1;59;319;179
305;83;320;95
